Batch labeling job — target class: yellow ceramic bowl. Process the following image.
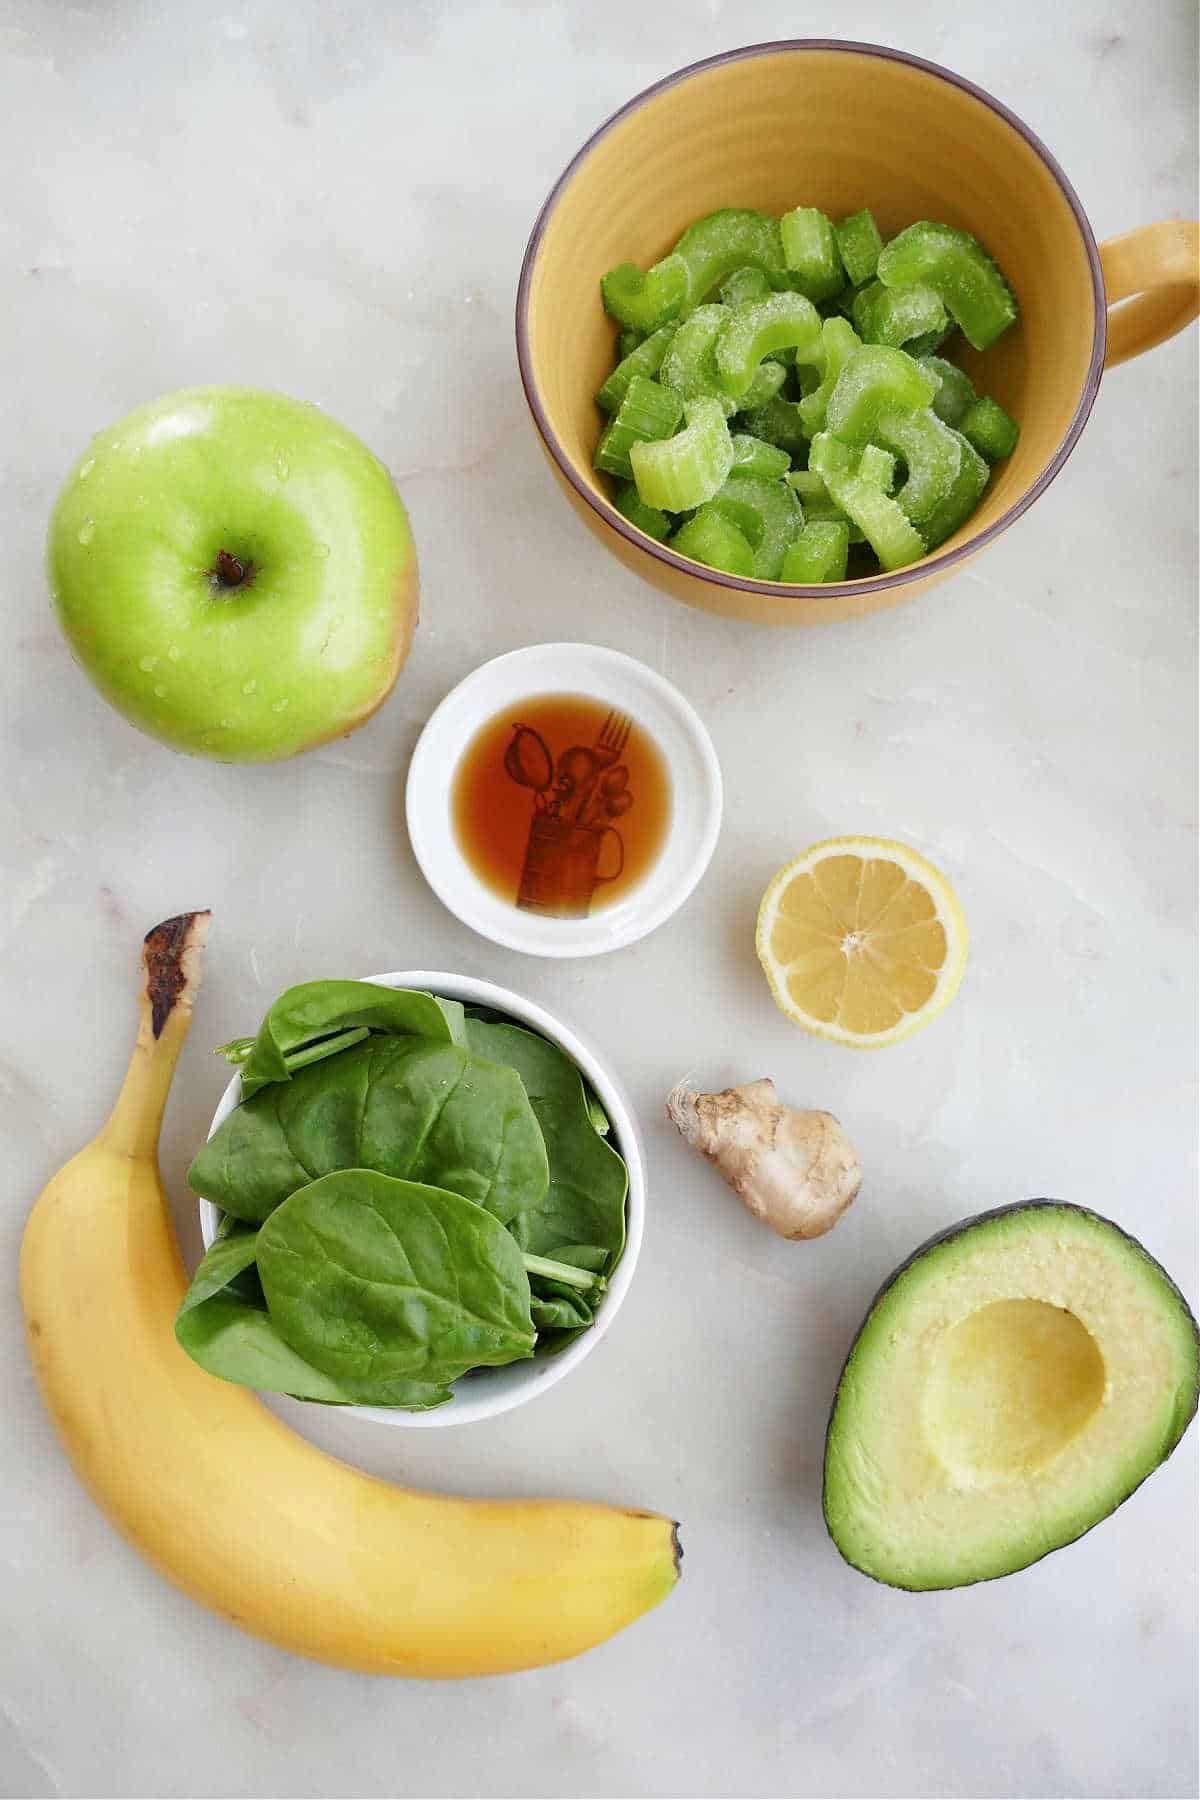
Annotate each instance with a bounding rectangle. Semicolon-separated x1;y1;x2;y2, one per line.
517;42;1199;626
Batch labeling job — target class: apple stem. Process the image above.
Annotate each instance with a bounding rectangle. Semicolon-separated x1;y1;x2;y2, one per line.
215;549;247;588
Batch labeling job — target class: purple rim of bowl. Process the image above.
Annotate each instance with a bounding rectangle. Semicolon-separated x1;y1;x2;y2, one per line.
515;39;1108;606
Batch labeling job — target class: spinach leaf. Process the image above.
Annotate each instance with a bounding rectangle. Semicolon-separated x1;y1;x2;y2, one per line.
189;1037;549;1228
175;1289;452;1408
255;1171;536;1386
177;1219;261;1315
229;980;459;1099
462;1019;628;1272
530;1288;595;1333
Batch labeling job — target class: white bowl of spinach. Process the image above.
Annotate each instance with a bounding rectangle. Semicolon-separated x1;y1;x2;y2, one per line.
178;971;643;1427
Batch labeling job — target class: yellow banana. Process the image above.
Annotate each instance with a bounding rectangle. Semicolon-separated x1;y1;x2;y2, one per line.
20;913;680;1677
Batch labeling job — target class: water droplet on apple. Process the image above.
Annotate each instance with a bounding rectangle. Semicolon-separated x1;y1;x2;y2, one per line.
242;679;257;695
220;717;235;729
154;684;168;698
275;455;290;481
138;655;158;672
376;608;387;619
77;518;95;544
313;542;330;559
78;458;95;480
167;645;181;662
128;446;142;464
272;698;290;713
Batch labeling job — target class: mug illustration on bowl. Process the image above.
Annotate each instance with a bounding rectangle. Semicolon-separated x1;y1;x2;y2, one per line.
507;712;632;918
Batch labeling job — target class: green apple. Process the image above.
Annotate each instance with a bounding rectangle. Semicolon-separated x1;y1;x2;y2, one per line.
47;387;418;762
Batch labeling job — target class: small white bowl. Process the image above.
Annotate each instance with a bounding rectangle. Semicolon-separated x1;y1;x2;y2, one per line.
405;642;722;957
198;969;645;1428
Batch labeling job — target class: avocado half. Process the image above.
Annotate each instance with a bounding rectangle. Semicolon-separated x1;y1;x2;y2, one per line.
823;1202;1199;1590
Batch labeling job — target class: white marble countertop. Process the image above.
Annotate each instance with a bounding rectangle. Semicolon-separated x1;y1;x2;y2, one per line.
1;4;1196;1797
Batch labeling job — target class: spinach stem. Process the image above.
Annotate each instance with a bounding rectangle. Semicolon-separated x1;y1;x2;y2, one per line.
521;1253;604;1293
281;1027;371;1072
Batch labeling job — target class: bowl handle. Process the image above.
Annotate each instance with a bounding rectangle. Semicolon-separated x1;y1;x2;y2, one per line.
1100;221;1199;367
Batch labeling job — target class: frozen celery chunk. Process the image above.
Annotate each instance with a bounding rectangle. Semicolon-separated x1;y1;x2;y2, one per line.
612;481;672;542
781;520;850;583
601;254;690;334
823;470;926;571
593;377;684;479
922;429;989;548
921;355;977;428
779;207;845;303
851;279;949;350
670;504;755;576
630;397;734;513
798;316;862;438
710;473;803;580
741;359;788;410
963;395;1020;461
715;292;823;399
706;490;765;550
672;209;786;306
877;222;1018;351
596;323;678;415
720;266;773;308
872;407;963;524
786;469;866;542
730;433;792;480
835;210;884;287
738;392;809;458
825;346;939;445
661;305;739;417
618;329;644;359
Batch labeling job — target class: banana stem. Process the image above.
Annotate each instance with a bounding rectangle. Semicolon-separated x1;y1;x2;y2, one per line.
101;913;211;1160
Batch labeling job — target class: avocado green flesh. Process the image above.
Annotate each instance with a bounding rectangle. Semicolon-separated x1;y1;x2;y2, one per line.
823;1203;1199;1590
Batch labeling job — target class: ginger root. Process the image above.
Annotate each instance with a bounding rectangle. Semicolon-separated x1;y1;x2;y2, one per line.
666;1078;861;1240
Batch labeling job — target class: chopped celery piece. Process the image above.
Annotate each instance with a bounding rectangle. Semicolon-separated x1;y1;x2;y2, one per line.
873;407;963;524
921;355;976;428
661;304;738;417
906;323;954;357
922;428;989;548
808;432;855;480
730;433;792;479
825;345;939;445
809;432;893;491
963;395;1020;461
779;207;845;303
710;473;803;580
720;266;773;308
670;505;755;576
630;397;734;513
593;376;684;479
741;359;788;409
672;208;786;306
612;480;672;543
859;444;897;491
851;279;949;350
798;316;861;438
596;323;678;415
781;520;850;584
877;222;1018;351
618;329;644;359
601;254;689;333
835;210;884;286
715;292;823;399
738;392;809;458
823;470;927;572
707;490;765;550
786;469;866;542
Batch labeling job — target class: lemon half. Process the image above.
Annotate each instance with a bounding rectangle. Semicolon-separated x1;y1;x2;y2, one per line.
756;837;968;1048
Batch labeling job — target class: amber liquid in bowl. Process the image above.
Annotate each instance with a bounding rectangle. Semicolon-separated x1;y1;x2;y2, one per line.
451;692;672;918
